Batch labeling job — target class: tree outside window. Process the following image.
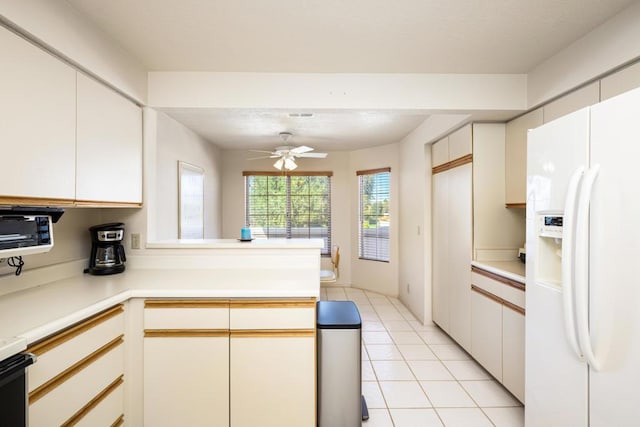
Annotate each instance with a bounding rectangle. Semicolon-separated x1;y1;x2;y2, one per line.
358;168;390;262
244;172;332;255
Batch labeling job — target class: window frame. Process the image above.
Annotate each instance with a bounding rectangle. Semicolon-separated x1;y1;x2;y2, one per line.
357;167;391;262
243;171;332;255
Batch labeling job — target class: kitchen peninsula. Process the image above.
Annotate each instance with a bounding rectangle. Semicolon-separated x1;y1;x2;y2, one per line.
0;239;323;427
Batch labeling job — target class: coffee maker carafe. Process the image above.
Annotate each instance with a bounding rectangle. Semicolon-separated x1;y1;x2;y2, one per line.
86;223;126;275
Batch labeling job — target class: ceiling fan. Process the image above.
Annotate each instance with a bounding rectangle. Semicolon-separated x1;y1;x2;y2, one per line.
249;132;328;171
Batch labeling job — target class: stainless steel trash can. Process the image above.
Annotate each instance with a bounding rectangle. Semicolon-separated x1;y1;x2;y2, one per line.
317;301;362;427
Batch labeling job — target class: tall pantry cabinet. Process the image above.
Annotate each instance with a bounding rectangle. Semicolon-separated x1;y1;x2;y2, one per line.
431;125;473;351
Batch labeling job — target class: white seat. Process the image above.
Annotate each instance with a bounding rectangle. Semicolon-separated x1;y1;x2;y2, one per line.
320;245;340;283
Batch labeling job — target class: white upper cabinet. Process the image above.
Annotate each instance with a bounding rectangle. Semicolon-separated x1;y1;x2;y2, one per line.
431;124;472;169
0;26;76;202
431;137;449;167
76;73;142;205
505;108;543;206
448;124;473;160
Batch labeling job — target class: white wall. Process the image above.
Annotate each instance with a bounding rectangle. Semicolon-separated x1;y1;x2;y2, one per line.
221;149;352;285
527;1;640;107
0;0;147;102
349;143;400;296
154;111;222;240
397;114;469;323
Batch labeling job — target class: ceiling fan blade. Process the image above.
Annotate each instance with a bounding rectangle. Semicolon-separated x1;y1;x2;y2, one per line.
247;156;278;160
291;145;314;154
248;149;276;154
296;152;328;158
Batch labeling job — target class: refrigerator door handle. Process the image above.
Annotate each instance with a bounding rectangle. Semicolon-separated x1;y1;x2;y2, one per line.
574;164;602;371
561;166;585;360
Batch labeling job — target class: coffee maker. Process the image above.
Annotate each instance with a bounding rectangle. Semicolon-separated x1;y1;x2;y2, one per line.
85;223;126;275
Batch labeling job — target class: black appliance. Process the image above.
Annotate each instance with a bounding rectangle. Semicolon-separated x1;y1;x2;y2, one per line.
0;353;36;427
85;223;126;275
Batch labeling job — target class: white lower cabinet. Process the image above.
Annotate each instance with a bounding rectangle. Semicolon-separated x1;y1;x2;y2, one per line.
143;300;229;427
229;299;316;427
27;305;125;427
142;298;316;427
470;287;503;381
230;335;315;427
144;336;229;427
502;306;525;402
470;268;525;403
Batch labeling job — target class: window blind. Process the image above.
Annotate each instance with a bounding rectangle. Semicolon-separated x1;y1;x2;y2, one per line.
357;168;390;262
244;171;332;255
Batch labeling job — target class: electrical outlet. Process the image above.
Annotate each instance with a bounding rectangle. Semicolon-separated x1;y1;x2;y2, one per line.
131;233;140;249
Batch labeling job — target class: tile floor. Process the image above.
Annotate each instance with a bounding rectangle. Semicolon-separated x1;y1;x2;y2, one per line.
320;286;524;427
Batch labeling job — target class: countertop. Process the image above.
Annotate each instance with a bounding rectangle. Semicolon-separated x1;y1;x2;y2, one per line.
146;238;324;249
0;267;320;357
471;260;526;284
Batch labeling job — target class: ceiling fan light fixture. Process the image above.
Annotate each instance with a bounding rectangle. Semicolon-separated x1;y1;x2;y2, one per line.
284;157;297;171
274;158;284;170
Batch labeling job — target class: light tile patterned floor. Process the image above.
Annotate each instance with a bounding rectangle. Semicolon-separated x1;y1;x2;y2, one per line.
320;286;524;427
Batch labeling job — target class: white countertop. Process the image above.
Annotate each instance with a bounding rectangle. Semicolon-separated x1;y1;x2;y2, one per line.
0;267;320;351
471;260;526;284
146;238;324;249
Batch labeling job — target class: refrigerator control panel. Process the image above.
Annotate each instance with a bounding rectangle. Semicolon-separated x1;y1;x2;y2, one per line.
538;214;563;238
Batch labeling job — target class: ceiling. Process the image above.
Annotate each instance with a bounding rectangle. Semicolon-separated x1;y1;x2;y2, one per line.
66;0;637;150
159;109;430;151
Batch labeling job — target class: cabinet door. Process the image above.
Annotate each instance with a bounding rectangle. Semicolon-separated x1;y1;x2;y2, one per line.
0;26;76;202
230;300;316;427
431;171;450;332
144;335;229;427
502;306;525;403
448;124;472;160
143;301;230;427
76;73;142;204
448;163;472;351
230;334;315;427
432;137;449;167
470;288;502;381
505;108;543;206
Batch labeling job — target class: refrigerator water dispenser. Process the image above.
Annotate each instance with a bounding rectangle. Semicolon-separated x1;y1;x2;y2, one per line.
536;213;563;286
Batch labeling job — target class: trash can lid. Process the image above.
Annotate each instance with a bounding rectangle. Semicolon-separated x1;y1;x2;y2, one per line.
317;301;362;329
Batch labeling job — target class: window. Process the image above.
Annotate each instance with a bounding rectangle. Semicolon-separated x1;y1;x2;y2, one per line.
358;168;390;262
244;171;332;255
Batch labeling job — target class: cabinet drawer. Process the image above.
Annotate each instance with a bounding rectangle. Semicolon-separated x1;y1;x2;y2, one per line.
29;339;124;427
144;300;229;330
74;378;124;427
471;271;525;309
27;305;124;393
230;299;316;330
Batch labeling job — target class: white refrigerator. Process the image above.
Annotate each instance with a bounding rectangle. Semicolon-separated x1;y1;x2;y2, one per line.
525;86;640;426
